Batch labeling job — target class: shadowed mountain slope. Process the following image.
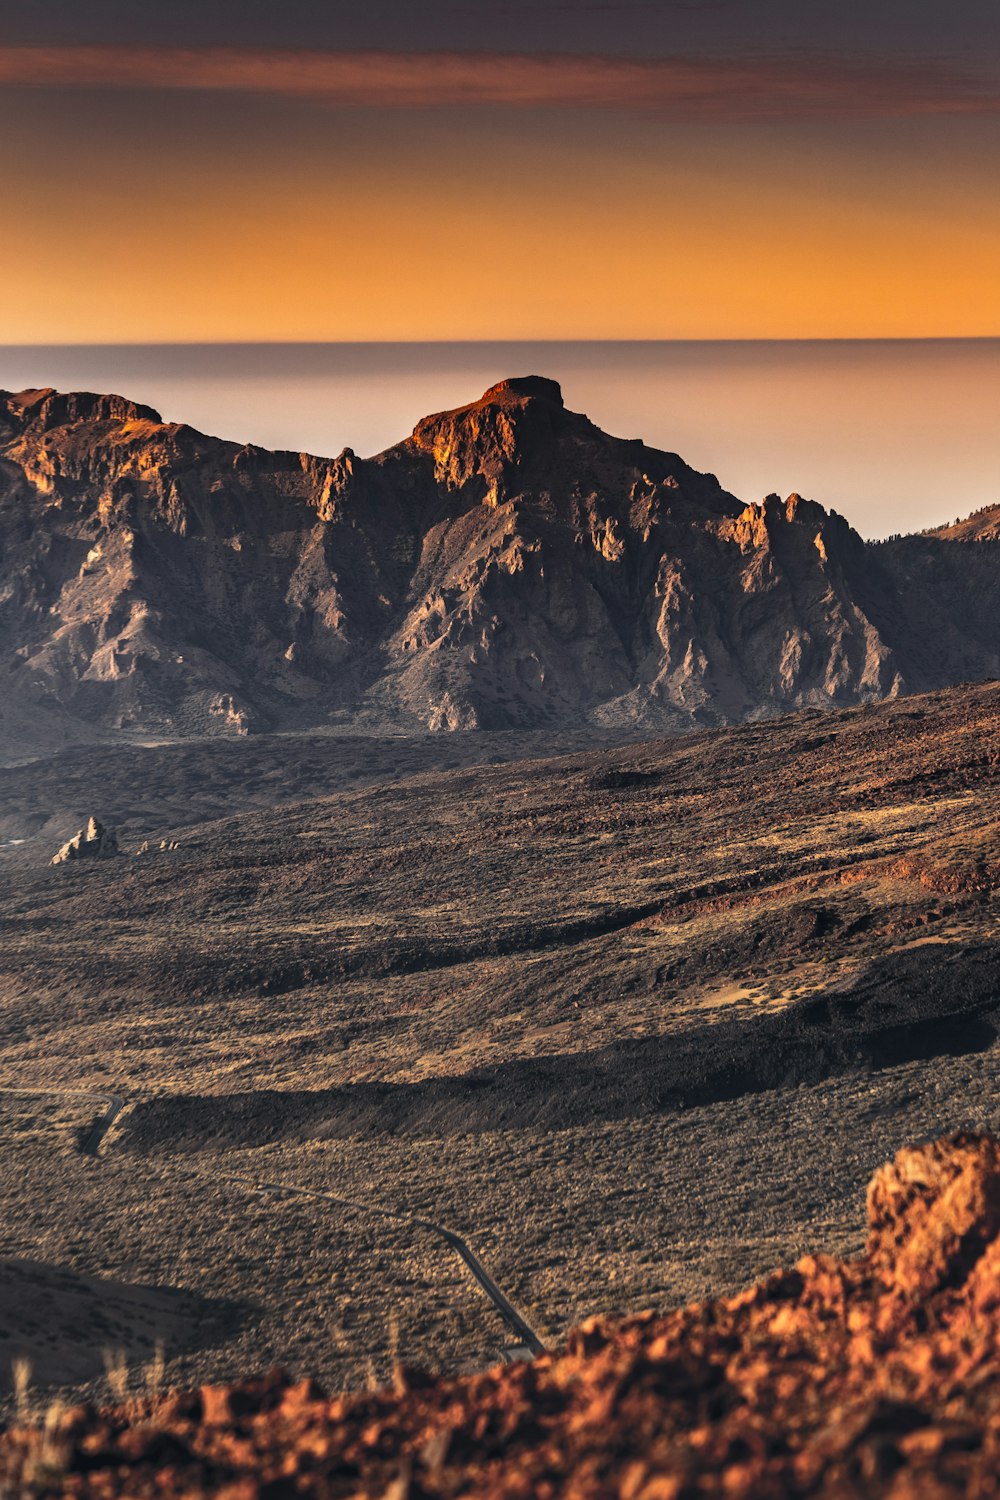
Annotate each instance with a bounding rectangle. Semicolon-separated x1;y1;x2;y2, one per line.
1;376;997;749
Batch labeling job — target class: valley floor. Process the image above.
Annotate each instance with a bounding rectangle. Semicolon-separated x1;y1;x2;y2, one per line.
1;682;999;1405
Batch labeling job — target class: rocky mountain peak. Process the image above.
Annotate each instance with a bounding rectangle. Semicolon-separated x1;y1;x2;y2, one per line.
1;387;163;438
479;374;565;407
402;376;713;522
0;374;997;752
407;375;574;500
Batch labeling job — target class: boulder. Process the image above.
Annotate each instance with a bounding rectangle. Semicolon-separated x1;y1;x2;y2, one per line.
51;816;119;865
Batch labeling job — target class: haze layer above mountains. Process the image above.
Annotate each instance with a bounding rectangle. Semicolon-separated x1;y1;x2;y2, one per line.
2;375;999;755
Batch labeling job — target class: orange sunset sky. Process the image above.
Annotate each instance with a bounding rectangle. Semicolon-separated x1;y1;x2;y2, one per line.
2;0;1000;343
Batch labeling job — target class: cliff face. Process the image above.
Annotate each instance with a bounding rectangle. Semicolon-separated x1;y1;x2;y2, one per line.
0;376;991;746
871;516;1000;694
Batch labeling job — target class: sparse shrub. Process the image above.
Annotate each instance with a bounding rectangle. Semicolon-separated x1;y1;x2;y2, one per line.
144;1341;166;1411
103;1347;129;1406
12;1356;32;1423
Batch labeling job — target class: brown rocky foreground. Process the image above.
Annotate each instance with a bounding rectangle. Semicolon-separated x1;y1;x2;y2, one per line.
6;1132;1000;1498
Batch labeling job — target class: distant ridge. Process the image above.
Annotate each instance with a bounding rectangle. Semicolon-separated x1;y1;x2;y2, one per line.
1;377;998;751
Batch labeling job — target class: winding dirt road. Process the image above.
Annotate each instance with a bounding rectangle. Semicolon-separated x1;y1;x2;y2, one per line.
0;1085;545;1360
219;1168;544;1357
0;1086;126;1155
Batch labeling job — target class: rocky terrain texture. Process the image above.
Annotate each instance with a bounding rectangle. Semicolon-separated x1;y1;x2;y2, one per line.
5;1131;1000;1498
3;376;999;752
5;678;1000;1104
2;682;1000;1401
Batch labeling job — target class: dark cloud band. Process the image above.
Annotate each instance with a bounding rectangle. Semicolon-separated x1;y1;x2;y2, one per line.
0;46;998;120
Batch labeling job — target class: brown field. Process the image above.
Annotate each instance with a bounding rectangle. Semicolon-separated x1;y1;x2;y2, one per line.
1;681;999;1405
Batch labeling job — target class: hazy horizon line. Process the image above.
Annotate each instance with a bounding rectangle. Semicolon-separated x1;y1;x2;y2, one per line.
3;337;999;350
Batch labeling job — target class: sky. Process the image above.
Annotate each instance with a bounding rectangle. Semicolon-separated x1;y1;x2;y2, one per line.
1;1;1000;341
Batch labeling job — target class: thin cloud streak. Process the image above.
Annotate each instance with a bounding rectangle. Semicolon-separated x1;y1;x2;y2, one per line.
1;45;999;120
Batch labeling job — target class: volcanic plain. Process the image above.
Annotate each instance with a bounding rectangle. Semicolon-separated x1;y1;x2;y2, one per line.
1;680;1000;1405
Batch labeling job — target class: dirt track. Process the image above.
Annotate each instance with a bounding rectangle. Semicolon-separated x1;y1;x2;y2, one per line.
0;1087;544;1361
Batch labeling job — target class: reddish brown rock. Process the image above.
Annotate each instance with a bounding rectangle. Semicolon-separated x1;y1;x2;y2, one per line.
7;1133;1000;1496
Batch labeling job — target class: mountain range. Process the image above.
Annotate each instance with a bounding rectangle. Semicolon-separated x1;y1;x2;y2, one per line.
2;374;999;751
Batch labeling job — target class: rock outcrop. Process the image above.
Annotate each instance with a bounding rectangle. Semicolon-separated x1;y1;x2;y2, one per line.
51;817;118;865
6;1132;1000;1496
1;377;998;749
